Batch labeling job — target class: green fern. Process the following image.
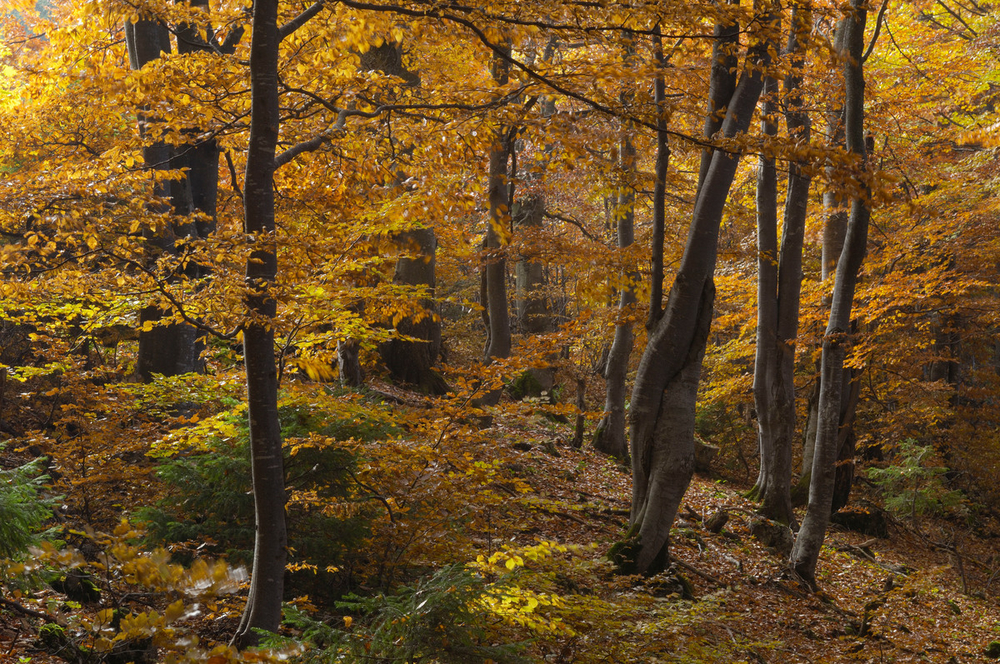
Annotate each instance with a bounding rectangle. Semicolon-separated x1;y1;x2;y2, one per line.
0;455;57;559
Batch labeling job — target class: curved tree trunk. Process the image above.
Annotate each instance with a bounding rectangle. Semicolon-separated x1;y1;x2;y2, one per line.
752;5;812;526
233;0;286;647
790;0;870;588
623;12;775;574
647;26;671;329
697;1;740;191
594;36;640;459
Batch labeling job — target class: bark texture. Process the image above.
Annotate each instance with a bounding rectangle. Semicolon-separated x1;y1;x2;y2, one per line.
624;13;774;575
233;0;286;647
752;6;812;526
790;1;870;588
801;22;849;482
513;193;555;397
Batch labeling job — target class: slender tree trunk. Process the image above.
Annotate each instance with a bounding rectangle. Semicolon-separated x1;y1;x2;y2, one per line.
790;0;870;588
647;26;671;329
752;5;812;526
801;23;848;484
594;36;639;459
482;48;513;365
798;20;862;514
622;12;775;575
751;74;785;518
233;0;286;647
593;101;637;459
697;0;740;191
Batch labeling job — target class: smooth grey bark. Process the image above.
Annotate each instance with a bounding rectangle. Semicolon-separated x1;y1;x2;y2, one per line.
790;0;870;588
751;74;785;518
513;193;556;397
364;39;442;392
593;36;638;459
751;5;812;526
514;194;549;337
233;0;286;647
593;120;637;460
799;20;862;514
801;23;849;481
483;130;513;364
176;0;222;243
623;14;775;575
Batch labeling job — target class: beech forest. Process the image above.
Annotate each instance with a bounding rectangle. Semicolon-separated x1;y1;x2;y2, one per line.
1;0;999;661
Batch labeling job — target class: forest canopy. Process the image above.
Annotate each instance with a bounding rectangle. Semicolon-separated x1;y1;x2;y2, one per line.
1;0;999;661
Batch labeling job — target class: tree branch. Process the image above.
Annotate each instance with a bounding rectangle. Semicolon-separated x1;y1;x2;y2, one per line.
332;0;706;148
861;0;889;63
279;1;327;41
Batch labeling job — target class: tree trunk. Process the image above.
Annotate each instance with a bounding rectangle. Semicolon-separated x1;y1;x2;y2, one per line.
697;1;740;191
798;19;862;514
233;0;286;647
801;22;849;482
751;5;812;526
337;338;363;387
513;192;555;397
126;16;204;380
379;227;446;394
790;0;870;588
593;107;637;460
483;49;513;365
647;26;670;328
623;14;775;575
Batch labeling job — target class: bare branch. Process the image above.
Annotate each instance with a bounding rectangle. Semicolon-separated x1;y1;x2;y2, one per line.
279;1;328;41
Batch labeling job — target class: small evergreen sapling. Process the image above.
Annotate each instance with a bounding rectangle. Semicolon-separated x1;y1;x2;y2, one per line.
867;440;965;521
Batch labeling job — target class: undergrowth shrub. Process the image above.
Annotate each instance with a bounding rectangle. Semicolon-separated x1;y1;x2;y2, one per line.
277;541;742;664
867;439;966;520
137;389;401;596
281;564;528;664
14;521;293;664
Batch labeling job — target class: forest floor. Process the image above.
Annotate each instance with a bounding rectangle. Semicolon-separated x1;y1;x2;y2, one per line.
2;378;1000;663
465;413;1000;663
